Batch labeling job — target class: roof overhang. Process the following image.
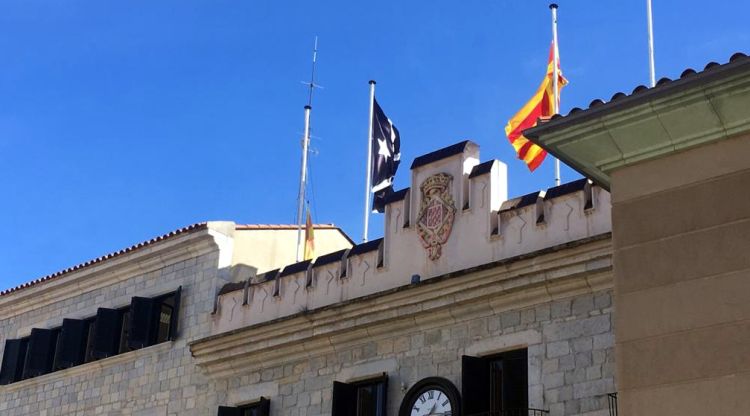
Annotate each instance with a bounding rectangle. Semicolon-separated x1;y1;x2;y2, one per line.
525;55;750;190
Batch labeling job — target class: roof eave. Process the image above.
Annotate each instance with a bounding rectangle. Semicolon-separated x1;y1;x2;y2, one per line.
525;54;750;190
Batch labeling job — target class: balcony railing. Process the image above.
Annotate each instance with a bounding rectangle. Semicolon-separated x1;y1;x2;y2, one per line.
608;393;618;416
465;409;550;416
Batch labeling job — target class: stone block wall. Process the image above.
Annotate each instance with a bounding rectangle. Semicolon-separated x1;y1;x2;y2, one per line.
213;289;615;416
0;248;223;416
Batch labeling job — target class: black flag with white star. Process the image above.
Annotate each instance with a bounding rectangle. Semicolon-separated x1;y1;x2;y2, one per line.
371;98;401;213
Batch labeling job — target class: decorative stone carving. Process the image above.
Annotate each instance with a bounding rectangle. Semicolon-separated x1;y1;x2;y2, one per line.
416;173;457;260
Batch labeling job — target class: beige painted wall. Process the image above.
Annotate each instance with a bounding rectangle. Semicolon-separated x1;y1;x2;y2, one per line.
231;228;353;274
611;133;750;416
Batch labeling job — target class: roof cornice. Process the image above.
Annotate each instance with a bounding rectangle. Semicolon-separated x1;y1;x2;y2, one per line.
0;223;230;320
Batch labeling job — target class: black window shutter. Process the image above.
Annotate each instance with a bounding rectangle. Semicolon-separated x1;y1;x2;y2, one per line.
257;397;270;416
169;286;182;341
92;308;122;359
501;349;528;411
217;406;241;416
332;381;358;416
54;318;89;369
22;328;58;378
462;355;491;415
128;297;158;349
375;374;388;416
0;339;28;384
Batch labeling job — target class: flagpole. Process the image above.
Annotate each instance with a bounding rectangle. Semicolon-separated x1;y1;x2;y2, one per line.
646;0;656;87
296;104;312;261
550;3;561;186
363;80;376;243
296;37;318;262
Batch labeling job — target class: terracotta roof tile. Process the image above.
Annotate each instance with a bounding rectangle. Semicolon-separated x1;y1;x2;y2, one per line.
1;223;208;297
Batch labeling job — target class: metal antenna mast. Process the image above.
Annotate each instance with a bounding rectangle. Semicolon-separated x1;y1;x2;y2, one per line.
296;37;319;261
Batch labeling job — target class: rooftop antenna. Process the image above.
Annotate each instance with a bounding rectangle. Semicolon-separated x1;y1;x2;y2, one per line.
296;36;320;262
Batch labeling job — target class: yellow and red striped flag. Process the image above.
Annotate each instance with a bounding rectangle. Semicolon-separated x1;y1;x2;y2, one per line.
304;210;315;260
505;42;568;171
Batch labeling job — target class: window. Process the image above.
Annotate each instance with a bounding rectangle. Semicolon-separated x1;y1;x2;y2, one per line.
462;348;528;415
217;398;270;416
332;375;388;416
0;287;182;384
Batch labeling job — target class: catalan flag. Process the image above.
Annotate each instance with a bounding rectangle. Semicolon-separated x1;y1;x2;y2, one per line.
505;42;568;171
304;210;315;260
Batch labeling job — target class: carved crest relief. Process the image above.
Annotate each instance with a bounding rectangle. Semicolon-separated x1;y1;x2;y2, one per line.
416;173;456;260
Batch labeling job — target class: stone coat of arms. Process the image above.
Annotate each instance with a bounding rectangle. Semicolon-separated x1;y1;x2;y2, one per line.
416;173;457;260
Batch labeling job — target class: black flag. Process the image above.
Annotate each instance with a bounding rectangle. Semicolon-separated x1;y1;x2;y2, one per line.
371;99;401;213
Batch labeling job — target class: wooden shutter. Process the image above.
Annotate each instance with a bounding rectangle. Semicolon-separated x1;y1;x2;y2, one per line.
257;397;270;416
501;349;528;411
332;381;358;416
128;297;158;349
54;318;89;369
169;286;182;341
217;406;241;416
0;339;28;384
462;355;491;415
92;308;122;359
22;328;58;378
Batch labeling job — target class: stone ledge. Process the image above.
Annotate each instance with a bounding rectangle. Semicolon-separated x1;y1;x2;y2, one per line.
0;341;172;393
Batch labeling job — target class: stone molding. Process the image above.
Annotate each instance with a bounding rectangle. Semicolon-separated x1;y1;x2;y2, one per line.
190;236;613;379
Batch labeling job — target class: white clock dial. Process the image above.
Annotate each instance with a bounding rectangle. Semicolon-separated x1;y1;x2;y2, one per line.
410;388;453;416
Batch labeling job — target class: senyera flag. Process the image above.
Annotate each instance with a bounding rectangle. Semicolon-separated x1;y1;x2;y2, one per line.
505;42;568;171
304;210;315;260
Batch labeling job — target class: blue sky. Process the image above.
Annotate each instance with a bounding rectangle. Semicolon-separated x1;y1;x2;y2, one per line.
1;1;746;290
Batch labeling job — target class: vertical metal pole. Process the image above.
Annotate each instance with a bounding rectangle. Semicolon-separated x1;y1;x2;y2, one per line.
363;80;376;243
550;3;561;186
647;0;656;87
296;105;312;261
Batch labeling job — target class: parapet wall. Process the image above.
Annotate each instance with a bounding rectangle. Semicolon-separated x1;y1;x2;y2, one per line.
212;141;612;335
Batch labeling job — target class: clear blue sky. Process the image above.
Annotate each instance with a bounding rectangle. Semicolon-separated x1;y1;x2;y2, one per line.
1;1;746;290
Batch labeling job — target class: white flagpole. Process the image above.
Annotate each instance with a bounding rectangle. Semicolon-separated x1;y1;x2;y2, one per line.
647;0;656;87
363;80;376;243
296;104;312;261
550;3;561;186
296;37;318;261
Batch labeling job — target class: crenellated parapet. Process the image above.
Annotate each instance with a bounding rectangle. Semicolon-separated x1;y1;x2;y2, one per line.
211;141;612;335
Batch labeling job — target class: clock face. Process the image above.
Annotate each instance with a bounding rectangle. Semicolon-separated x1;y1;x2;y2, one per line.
399;377;460;416
410;388;452;415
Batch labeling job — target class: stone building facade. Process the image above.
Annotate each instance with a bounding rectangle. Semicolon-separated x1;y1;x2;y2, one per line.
526;52;750;416
0;225;352;415
194;142;614;416
0;139;614;416
3;51;746;416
